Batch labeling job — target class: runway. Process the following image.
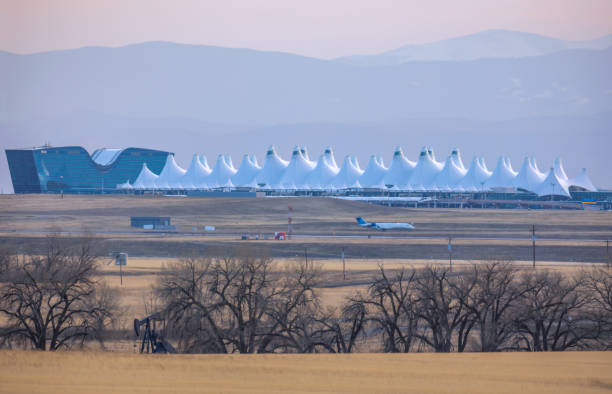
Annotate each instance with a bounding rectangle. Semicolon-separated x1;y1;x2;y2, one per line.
0;228;608;243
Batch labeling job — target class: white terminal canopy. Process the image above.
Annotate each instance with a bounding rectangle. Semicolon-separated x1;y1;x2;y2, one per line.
128;147;597;196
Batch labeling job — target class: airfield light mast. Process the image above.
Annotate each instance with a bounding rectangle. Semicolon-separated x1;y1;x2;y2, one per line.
342;247;346;280
448;237;453;271
607;239;610;269
288;204;293;240
532;225;536;268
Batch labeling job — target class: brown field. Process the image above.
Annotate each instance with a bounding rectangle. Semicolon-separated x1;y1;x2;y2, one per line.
1;350;611;393
1;196;611;393
2;194;609;331
1;194;611;263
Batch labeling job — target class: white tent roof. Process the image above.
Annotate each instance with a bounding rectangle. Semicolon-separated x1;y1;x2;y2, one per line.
407;147;444;190
206;154;237;188
450;148;466;171
383;146;416;188
427;146;445;169
360;155;388;189
323;146;339;170
553;157;569;181
132;163;159;189
279;146;316;189
305;153;339;190
333;155;364;189
299;146;316;166
154;155;186;189
568;168;597;192
256;145;289;189
529;156;546;179
433;155;467;190
534;168;571;197
180;154;212;189
456;156;492;191
485;156;518;190
116;180;133;189
223;154;236;171
513;156;546;192
199;155;211;171
232;154;262;187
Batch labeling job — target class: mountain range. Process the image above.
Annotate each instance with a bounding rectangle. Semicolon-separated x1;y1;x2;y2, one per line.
1;29;611;192
336;29;612;65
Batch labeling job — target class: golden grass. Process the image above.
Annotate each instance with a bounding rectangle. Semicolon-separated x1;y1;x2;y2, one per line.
0;350;610;393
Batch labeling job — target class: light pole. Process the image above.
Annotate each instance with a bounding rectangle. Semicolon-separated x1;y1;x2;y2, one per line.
448;237;453;271
531;225;536;268
607;239;610;269
342;247;346;280
551;182;555;203
480;182;485;209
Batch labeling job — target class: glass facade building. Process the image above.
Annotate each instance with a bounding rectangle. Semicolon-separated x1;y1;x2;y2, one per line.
5;146;170;193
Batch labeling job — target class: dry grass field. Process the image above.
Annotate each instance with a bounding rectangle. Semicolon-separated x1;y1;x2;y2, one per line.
1;194;611;263
2;194;609;330
1;350;611;393
1;194;611;238
1;196;610;393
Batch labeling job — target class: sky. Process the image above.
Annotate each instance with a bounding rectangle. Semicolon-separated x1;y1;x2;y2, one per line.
1;0;612;59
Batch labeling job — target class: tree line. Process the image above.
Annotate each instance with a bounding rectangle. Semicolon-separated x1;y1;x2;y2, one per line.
0;238;610;352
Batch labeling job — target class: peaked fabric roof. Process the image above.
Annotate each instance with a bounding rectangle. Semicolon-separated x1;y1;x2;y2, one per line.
118;146;597;196
450;148;466;171
513;156;546;192
256;145;289;189
568;168;597;192
333;155;363;189
279;146;316;189
456;156;492;191
485;156;518;189
323;146;339;170
305;153;340;190
554;158;569;181
383;146;416;188
434;155;467;191
360;155;388;189
132;163;159;189
534;168;571;197
407;147;444;190
232;154;262;187
199;155;211;171
180;154;212;189
206;154;237;188
155;155;186;189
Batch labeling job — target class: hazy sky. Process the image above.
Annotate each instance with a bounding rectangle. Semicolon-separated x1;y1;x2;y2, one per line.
2;0;612;58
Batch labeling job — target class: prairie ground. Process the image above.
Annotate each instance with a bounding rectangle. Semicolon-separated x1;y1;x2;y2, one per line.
1;194;611;262
1;350;611;393
1;194;610;333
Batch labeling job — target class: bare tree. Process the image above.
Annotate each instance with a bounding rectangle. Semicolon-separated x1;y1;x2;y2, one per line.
511;270;595;351
459;262;524;351
582;267;612;349
322;301;367;353
0;235;117;350
157;248;327;354
258;260;327;353
156;257;227;353
414;266;475;352
351;266;421;353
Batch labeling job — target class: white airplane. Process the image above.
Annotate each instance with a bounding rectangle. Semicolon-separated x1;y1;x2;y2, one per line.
356;217;415;231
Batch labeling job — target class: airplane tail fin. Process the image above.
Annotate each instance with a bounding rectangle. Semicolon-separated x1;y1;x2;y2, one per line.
356;217;368;226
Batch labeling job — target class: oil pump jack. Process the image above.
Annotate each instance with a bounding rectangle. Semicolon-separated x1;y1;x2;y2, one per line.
133;313;176;354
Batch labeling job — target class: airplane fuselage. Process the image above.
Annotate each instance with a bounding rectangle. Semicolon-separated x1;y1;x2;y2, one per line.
356;217;414;230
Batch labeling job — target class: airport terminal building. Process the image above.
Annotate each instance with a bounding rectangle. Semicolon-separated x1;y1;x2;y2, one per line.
5;146;170;193
5;144;611;209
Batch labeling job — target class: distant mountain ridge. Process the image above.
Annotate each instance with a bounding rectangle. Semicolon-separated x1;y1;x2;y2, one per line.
1;40;610;125
335;29;612;65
